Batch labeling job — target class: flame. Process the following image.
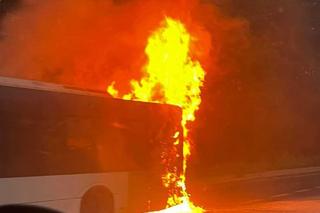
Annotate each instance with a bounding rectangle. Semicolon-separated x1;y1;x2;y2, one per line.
107;17;205;212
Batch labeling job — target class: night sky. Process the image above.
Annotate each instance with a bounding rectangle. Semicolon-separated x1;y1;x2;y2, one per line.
0;0;320;176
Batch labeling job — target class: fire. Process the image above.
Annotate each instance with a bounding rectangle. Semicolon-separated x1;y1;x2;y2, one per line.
107;17;205;212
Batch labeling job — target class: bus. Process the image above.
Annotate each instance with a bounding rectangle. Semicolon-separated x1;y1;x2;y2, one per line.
0;76;183;213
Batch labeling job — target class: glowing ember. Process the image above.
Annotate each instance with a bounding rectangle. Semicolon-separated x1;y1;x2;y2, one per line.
107;17;205;212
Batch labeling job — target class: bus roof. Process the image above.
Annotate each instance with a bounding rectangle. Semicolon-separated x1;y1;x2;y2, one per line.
0;76;111;98
0;76;181;111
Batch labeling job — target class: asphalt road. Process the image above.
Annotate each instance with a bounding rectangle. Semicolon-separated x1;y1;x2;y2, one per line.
191;167;320;212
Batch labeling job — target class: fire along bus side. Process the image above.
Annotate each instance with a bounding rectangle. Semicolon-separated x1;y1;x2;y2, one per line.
0;76;183;213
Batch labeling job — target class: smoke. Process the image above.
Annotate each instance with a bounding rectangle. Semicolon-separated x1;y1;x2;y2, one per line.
2;0;318;177
0;0;251;176
0;0;247;92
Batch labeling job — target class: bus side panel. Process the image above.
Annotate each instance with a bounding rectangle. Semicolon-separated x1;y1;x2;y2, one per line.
128;171;167;213
0;173;128;213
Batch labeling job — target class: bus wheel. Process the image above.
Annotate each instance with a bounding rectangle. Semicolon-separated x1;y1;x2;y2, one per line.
80;185;114;213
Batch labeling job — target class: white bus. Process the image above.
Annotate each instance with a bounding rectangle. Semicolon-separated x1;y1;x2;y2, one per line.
0;76;183;213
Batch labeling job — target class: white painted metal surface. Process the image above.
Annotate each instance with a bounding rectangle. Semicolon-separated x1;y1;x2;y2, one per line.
0;76;109;98
0;173;128;213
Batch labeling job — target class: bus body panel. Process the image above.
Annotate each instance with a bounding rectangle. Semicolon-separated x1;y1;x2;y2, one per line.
0;173;128;213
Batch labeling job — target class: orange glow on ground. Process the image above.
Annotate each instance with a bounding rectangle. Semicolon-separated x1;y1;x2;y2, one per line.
107;17;205;212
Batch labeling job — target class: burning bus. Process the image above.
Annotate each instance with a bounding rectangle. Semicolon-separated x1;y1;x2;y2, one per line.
0;76;183;213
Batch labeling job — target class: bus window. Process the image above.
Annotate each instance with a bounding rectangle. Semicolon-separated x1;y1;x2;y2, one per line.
0;110;178;177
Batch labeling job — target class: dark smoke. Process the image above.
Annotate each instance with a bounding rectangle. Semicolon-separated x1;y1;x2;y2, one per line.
5;0;318;177
193;0;320;176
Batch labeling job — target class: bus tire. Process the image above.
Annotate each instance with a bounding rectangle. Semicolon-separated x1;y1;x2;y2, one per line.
80;185;114;213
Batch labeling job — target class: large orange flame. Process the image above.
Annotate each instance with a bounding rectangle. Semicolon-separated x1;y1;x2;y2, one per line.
107;17;205;212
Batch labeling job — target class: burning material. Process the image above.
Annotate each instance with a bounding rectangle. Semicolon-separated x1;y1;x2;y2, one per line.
107;17;205;212
148;202;201;213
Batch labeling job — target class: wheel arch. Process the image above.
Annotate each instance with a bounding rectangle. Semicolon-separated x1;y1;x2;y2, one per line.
80;185;115;213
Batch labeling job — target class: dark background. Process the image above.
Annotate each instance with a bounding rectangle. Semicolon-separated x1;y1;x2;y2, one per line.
195;0;320;175
1;0;320;176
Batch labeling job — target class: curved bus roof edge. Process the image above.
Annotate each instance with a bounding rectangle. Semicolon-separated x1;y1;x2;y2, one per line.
0;75;181;111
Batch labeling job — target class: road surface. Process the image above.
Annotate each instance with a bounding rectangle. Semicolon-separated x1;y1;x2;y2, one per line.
191;167;320;212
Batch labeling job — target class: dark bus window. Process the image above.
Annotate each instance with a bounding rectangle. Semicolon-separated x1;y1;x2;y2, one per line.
0;86;182;177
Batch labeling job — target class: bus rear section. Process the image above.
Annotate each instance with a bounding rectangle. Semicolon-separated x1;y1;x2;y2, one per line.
0;76;183;213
